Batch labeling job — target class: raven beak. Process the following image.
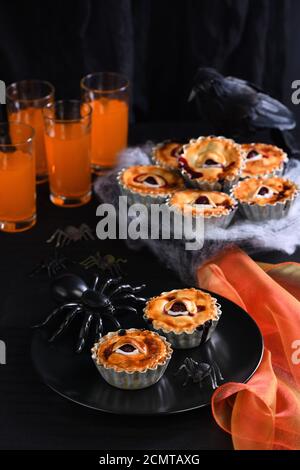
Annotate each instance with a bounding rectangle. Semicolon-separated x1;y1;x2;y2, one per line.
188;88;197;102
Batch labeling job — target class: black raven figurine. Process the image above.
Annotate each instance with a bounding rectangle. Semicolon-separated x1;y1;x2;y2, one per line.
189;67;299;157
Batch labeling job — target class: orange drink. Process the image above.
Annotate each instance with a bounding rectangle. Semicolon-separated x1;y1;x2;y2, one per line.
0;123;36;232
6;80;54;184
81;72;129;173
44;100;92;207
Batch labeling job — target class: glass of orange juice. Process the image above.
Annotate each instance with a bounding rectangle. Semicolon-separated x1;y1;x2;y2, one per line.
80;72;129;174
6;79;55;184
43;100;92;208
0;122;36;232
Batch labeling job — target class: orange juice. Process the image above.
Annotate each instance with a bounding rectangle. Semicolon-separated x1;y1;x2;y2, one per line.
0;149;35;224
45;122;91;206
90;98;128;169
9;107;48;179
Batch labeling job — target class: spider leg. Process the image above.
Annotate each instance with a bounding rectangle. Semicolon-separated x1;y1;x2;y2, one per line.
95;317;103;342
101;313;121;330
209;367;218;390
174;364;188;376
114;306;138;315
100;277;122;293
110;284;146;298
46;229;61;244
49;306;82;342
32;303;79;328
117;293;146;303
55;231;65;248
76;312;94;353
213;362;224;382
93;275;100;290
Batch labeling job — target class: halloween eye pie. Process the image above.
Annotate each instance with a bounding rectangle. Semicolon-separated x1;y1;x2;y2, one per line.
179;136;243;192
232;176;298;221
91;328;172;389
143;288;222;349
241;143;288;178
167;189;237;228
152;141;184;171
118;165;185;205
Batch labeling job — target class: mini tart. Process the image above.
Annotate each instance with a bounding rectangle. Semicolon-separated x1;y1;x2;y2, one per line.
167;189;237;228
91;329;172;390
179;136;243;192
118;165;185;205
232;176;298;221
241;143;288;178
143;288;222;349
152;141;184;171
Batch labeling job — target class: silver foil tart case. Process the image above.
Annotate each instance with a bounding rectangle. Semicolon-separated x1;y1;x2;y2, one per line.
91;330;173;390
117;169;171;206
143;300;222;349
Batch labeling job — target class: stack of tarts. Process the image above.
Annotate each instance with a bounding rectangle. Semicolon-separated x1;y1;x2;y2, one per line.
91;288;222;389
117;135;298;228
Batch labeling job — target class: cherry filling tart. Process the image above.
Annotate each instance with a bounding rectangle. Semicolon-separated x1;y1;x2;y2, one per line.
91;329;173;389
232;176;298;221
241;143;288;178
118;165;185;204
152;141;184;171
168;189;237;228
179;136;243;191
143;288;222;349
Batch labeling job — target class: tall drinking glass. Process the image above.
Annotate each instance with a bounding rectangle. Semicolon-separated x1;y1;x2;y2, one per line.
81;72;129;174
0;122;36;232
6;79;54;184
43;100;92;207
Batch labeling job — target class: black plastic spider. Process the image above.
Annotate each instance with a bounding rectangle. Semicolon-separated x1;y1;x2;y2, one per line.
34;273;146;353
174;357;224;390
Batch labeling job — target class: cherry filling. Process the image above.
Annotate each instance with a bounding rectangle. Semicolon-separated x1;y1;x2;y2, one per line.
170;145;183;158
204;158;221;166
247;150;259;160
258;186;269;196
170;301;186;312
194;195;210;205
144;176;158;186
178;156;203;179
119;344;136;353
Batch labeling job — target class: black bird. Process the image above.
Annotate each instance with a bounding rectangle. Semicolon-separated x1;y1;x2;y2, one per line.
189;67;299;157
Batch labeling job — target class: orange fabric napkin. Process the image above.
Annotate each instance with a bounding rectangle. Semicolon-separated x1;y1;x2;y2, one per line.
197;247;300;450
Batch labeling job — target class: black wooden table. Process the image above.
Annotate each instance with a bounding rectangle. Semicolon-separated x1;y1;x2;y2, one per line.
0;122;299;450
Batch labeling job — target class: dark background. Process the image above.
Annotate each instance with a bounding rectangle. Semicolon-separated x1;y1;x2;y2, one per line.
1;0;300;125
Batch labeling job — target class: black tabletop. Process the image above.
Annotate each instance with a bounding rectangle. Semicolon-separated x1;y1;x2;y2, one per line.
0;122;299;450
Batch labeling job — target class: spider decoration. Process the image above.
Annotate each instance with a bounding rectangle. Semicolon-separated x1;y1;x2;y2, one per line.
175;357;224;390
47;224;95;248
34;272;146;353
29;249;70;278
80;252;127;277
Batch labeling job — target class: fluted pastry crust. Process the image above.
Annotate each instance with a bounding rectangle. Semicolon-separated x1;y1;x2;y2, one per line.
180;136;243;183
168;189;236;217
119;165;185;196
144;288;219;334
241;143;287;178
152;141;184;170
232;176;298;206
93;329;172;372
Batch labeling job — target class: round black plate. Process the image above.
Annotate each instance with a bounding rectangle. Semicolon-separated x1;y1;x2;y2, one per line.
31;290;263;415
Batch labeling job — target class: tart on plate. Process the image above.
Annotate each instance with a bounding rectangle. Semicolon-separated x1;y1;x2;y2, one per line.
152;141;184;171
118;165;185;205
232;176;298;221
143;288;222;349
179;136;243;192
167;189;237;228
92;328;172;390
241;143;288;178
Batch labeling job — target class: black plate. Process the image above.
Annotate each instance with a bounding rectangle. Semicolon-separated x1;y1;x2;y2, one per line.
31;289;263;415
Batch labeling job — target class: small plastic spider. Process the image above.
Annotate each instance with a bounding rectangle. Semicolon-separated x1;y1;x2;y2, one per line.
34;273;146;353
47;224;95;248
80;252;127;277
29;249;70;278
175;357;224;390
